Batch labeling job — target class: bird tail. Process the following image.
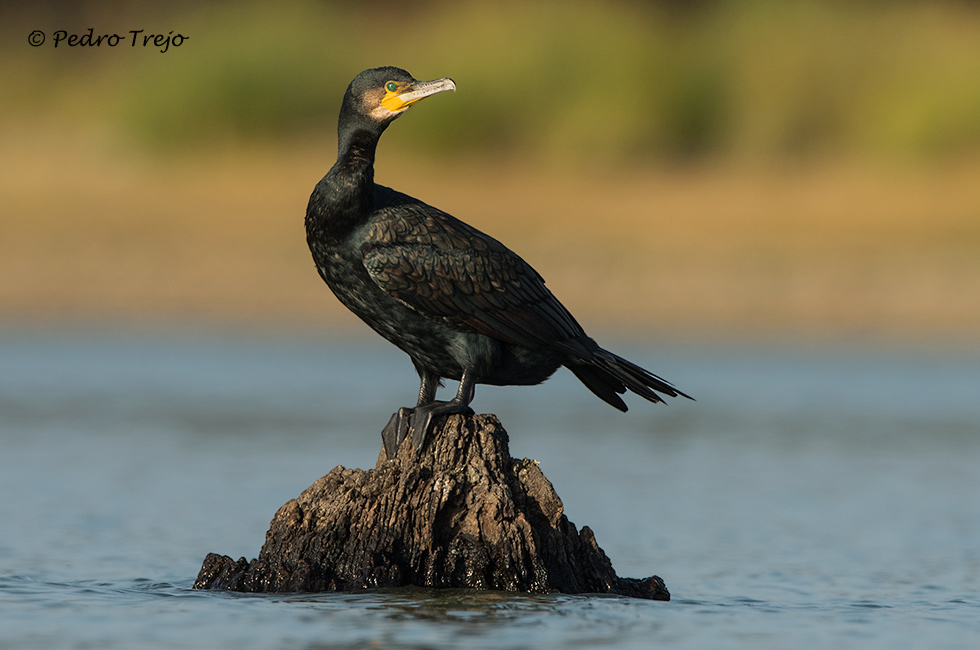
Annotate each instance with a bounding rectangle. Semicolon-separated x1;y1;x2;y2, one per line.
565;344;692;411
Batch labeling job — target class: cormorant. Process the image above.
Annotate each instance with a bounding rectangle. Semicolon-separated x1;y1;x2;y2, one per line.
306;66;691;459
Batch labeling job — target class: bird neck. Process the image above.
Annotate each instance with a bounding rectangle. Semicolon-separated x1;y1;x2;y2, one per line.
329;126;379;214
306;113;389;244
305;127;380;245
337;125;381;171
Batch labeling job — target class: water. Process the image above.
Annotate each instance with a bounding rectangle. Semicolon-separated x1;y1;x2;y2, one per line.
1;329;978;649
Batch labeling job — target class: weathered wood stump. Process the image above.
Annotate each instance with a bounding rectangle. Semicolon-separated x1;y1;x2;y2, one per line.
193;413;669;600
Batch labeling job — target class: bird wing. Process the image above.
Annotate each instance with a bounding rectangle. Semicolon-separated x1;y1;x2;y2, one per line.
360;194;587;351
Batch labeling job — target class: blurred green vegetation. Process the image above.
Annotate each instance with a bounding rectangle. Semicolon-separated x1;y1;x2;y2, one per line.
3;0;979;338
4;0;980;163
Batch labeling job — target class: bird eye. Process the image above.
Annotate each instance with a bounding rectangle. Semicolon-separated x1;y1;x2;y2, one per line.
385;81;398;92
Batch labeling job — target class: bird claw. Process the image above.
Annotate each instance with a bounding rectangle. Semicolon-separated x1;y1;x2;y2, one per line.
381;407;413;459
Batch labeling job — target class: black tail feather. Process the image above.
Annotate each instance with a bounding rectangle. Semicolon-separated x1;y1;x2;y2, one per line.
566;345;692;409
568;363;629;411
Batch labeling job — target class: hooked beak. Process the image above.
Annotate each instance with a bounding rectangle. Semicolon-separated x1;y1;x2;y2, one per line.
381;77;456;114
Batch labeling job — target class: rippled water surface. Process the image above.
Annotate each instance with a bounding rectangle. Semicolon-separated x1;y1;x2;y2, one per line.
1;330;978;649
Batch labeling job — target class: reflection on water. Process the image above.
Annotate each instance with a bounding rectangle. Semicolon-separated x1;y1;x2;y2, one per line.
0;330;978;649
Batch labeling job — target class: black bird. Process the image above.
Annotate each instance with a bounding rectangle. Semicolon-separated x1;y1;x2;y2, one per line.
306;66;691;459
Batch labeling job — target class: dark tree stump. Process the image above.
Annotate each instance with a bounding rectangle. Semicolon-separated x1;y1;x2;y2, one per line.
193;413;669;600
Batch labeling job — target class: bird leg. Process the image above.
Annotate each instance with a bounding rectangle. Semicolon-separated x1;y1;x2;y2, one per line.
409;371;476;454
380;369;441;460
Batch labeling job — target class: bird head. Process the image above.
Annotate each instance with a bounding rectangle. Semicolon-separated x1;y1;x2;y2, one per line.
341;67;456;128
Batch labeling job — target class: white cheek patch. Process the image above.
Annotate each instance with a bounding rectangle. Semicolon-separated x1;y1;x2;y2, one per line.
369;104;403;121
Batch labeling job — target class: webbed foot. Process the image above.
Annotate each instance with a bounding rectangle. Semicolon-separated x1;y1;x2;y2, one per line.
381;407;413;460
383;370;478;459
409;401;475;454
